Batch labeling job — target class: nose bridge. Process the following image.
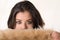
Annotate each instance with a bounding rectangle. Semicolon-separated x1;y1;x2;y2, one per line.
22;22;27;29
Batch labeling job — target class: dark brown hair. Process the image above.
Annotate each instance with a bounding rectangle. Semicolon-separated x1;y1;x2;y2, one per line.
7;1;45;29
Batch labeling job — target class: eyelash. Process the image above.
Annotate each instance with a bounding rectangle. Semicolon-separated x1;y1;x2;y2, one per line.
27;21;33;24
16;21;21;24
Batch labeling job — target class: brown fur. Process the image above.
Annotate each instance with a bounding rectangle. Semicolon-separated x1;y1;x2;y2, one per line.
0;29;53;40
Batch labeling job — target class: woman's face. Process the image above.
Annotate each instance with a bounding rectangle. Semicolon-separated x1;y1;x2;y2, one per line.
15;11;33;29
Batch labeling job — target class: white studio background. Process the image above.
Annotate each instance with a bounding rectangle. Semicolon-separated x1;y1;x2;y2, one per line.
0;0;60;32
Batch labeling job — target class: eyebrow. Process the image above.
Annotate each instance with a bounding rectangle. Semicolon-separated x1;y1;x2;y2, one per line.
16;19;22;21
26;19;32;21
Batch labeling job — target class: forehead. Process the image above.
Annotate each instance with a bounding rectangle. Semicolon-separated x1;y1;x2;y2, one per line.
16;11;32;20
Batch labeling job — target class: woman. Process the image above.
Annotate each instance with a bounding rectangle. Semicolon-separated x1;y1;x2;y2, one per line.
7;1;45;29
7;1;60;40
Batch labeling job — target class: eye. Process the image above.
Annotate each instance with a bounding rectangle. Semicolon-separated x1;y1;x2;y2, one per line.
16;21;21;24
27;21;33;24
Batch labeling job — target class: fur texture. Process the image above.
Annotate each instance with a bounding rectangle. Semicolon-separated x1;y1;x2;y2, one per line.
0;29;53;40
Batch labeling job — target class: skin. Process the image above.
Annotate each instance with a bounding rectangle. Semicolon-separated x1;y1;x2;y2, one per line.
15;11;33;30
52;32;60;40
